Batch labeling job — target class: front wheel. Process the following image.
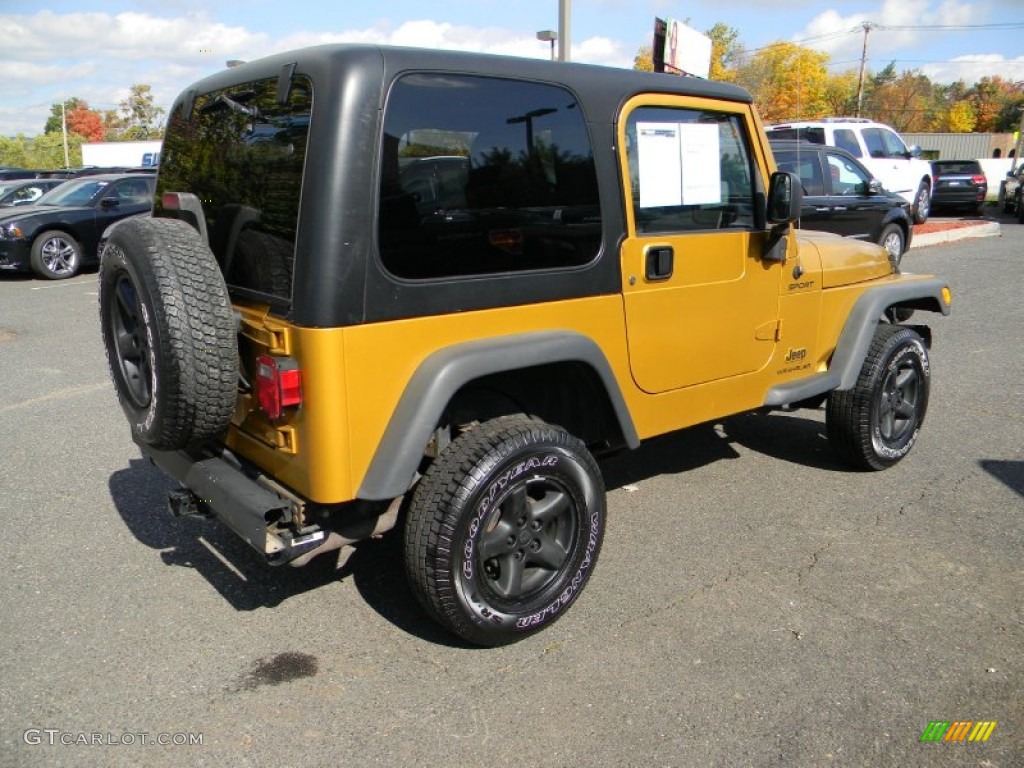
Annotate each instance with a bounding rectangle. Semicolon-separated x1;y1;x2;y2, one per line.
877;223;905;266
30;230;81;279
912;181;930;224
826;324;930;470
404;416;605;646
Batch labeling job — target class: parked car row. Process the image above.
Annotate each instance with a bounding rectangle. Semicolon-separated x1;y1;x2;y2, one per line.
0;173;155;279
769;139;913;264
0;178;67;207
0;165;157;181
764;118;934;224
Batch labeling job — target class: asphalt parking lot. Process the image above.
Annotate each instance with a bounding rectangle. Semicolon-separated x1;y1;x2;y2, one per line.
0;218;1021;767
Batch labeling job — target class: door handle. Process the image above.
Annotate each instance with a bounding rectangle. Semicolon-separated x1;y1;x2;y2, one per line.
645;245;673;281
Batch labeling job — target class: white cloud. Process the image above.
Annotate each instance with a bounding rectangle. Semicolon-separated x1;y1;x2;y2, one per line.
788;0;1005;81
922;54;1024;84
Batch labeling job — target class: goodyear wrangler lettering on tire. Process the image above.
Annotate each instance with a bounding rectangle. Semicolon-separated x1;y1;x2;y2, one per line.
404;416;605;647
516;506;600;629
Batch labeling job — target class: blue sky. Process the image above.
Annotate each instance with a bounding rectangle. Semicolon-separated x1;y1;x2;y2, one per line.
2;0;1022;137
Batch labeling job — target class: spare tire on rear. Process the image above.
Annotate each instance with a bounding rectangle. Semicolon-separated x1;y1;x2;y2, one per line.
99;217;238;450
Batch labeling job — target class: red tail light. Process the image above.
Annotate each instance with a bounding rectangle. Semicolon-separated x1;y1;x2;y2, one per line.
255;355;302;420
971;175;986;185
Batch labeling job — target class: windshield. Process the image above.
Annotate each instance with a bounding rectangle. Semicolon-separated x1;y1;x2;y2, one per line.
35;178;111;206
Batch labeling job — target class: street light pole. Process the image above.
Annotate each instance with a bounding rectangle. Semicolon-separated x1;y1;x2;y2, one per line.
60;101;70;169
558;0;570;62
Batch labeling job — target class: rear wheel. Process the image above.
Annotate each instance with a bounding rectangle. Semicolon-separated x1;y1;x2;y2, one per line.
99;217;237;450
826;324;930;470
912;181;930;224
404;415;605;646
30;230;81;279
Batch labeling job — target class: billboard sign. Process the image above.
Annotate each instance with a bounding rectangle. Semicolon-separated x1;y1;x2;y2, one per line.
660;17;712;79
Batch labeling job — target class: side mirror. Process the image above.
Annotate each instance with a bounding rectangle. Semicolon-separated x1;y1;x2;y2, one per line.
868;178;884;195
101;197;119;208
907;144;923;158
767;171;803;225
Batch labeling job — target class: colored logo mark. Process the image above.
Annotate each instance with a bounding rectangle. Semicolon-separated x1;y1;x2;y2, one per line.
920;721;997;742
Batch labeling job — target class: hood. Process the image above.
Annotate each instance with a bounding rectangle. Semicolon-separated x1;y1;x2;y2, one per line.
0;204;87;225
795;230;893;288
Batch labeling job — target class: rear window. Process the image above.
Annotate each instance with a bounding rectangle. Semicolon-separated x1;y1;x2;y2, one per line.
932;161;982;174
767;126;825;145
157;75;312;303
378;73;602;280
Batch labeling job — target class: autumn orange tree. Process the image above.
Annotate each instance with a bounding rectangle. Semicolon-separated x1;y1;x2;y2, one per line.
731;42;831;122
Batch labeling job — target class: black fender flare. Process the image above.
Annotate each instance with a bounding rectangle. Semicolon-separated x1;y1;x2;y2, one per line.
764;277;951;407
357;331;639;500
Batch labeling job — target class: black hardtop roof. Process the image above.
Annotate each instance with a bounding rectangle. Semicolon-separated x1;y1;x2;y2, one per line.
176;43;753;112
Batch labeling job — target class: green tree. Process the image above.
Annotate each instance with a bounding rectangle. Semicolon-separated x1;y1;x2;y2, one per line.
0;135;31;167
823;70;859;115
43;98;85;134
108;84;166;140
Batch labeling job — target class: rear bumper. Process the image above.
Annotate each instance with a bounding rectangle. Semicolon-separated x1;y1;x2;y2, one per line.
137;440;326;564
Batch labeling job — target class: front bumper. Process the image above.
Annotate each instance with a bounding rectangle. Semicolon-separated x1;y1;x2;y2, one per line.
0;239;32;271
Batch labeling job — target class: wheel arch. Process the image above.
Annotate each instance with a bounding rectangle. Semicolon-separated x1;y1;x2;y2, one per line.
764;278;950;406
357;331;640;501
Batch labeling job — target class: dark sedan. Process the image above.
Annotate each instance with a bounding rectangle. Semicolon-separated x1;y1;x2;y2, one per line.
931;160;988;214
0;174;154;279
770;140;913;264
0;179;65;207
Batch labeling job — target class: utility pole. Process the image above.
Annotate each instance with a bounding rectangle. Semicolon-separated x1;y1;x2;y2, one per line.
558;0;570;62
855;22;874;118
60;101;70;169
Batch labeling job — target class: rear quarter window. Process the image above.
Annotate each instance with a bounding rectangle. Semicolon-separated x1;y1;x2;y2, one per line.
157;75;312;304
377;73;602;280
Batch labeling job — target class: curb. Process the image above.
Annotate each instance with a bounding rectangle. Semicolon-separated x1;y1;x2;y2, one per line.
911;221;1001;249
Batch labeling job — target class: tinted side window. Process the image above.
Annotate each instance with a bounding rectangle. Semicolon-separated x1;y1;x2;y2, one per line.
879;128;908;158
378;74;601;280
833;129;862;157
862;127;908;159
625;107;756;234
158;76;312;302
774;150;824;196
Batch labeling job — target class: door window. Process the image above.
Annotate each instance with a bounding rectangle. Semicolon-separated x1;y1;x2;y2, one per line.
826;153;871;195
625;107;756;234
833;129;862;157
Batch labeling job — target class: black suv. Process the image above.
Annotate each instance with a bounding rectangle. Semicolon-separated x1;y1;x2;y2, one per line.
770;140;913;264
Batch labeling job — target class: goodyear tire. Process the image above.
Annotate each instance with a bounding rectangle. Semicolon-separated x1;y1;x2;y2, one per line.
99;217;237;450
404;416;605;646
826;324;930;470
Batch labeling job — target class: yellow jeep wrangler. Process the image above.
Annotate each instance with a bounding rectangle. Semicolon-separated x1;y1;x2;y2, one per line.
99;45;951;646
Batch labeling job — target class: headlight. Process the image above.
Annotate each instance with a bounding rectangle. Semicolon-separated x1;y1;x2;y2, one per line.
0;223;24;239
